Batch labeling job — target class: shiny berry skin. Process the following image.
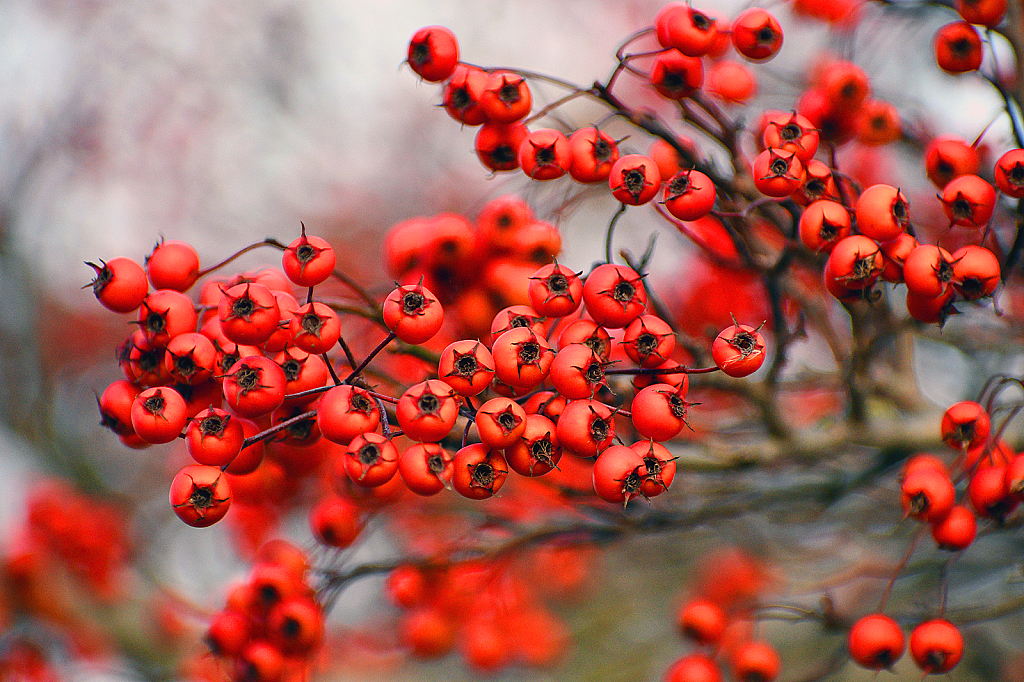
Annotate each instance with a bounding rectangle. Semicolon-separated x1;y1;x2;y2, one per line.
752;148;804;197
901;468;955;523
855;184;910;242
407;26;459;82
631;440;677;497
316;384;379;444
826;235;882;291
934;22;982;73
956;0;1007;26
664;170;716;221
924;136;979;189
631;384;689;442
289;302;341;355
903;245;955;299
622;314;676;368
940;174;996;228
186;407;244;467
582;263;648;329
443;64;488;126
399;442;453;496
132;387;188;444
382;283;444;345
489;304;545;344
139;289;199;347
169;464;232;528
474;397;527;449
438;339;495;397
650;49;704;100
479;72;532;123
556;399;616;458
568;127;619;183
712;322;767;378
504;413;561;477
518;128;571;180
848;613;905;670
222;355;287;419
549;343;608;400
731;8;783;62
146;239;200;292
343;432;399;487
396;380;459;443
930;505;977;551
452;444;508;500
528;263;583;317
163;331;217;385
475;121;530;172
217;283;281;346
86;257;149;313
282;228;336;287
799;200;851;253
98;379;143;436
609;154;662;205
762;111;819;163
969;464;1016;520
909;619;963;674
656;4;720;57
951;245;1000;300
592;445;646;505
491;326;555;389
994;148;1024;197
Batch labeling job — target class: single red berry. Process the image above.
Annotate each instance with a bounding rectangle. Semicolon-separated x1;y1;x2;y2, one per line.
407;26;459;82
848;613;905;670
86;258;149;313
592;445;646;505
677;598;728;646
712;321;767;378
282;225;336;287
663;170;716;221
568;127;620;183
994;148;1024;197
752;148;804;197
582;263;648;329
528;262;584;317
935;22;982;73
855;184;910;242
730;640;781;682
146;239;200;292
609;155;662;205
731;9;784;61
909;619;963;674
383;283;444;344
132;386;188;444
169;464;232;528
451;444;508;500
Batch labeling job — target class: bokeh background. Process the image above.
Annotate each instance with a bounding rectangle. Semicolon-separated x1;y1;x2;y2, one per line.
1;1;1022;681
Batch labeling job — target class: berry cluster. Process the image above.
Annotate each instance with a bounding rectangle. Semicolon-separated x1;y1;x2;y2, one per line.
41;0;1024;679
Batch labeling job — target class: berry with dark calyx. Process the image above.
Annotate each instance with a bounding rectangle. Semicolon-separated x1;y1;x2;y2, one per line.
282;224;336;287
383;282;444;345
86;258;149;313
909;619;963;674
848;613;905;670
407;26;459;82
